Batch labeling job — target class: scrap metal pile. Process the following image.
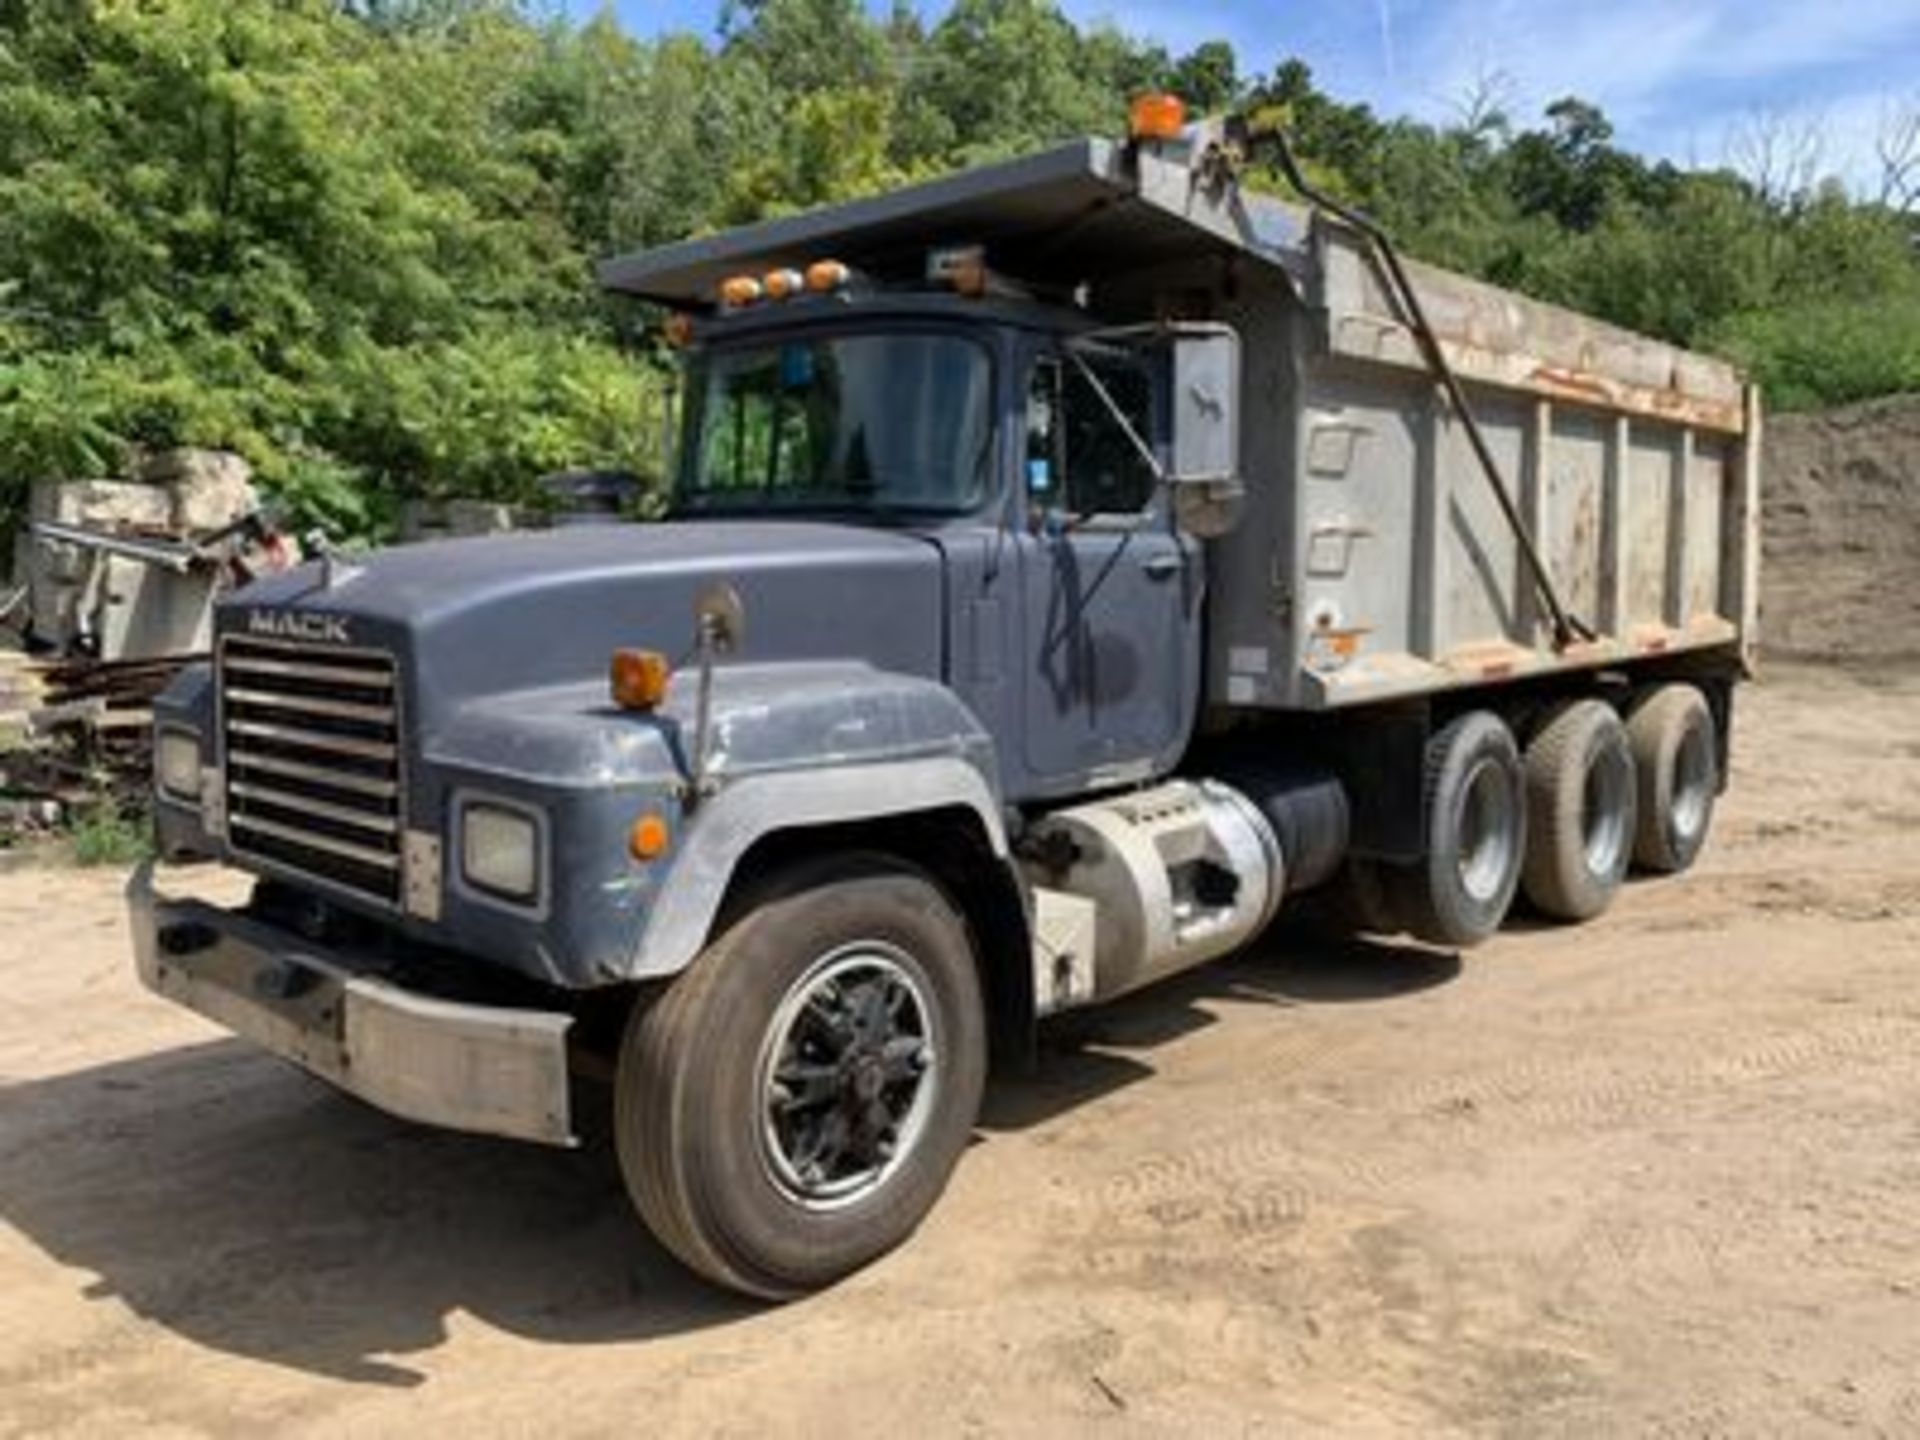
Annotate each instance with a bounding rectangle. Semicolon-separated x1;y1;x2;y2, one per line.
1;450;295;844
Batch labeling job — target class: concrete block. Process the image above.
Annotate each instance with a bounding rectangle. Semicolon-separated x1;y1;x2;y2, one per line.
29;478;171;529
139;449;258;533
401;498;524;541
444;499;522;537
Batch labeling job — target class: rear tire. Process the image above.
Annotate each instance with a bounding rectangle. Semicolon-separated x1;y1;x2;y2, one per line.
615;856;987;1300
1626;684;1718;874
1520;699;1636;921
1389;710;1526;948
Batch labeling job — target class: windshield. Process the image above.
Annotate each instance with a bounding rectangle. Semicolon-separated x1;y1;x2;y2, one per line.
677;332;992;515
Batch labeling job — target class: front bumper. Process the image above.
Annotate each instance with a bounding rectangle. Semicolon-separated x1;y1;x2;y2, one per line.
127;862;576;1146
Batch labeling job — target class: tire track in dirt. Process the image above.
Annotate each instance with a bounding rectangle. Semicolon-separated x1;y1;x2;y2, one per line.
1036;1008;1920;1282
1377;1011;1920;1136
1618;868;1920;934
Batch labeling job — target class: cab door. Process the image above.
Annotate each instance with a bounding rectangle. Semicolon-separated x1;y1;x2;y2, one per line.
1015;346;1199;793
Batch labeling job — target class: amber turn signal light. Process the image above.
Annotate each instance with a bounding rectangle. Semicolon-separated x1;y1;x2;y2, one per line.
610;648;671;710
804;259;850;292
1128;92;1187;142
629;812;671;862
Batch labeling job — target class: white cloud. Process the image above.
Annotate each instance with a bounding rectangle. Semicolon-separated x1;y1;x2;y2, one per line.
1332;0;1920;194
965;0;1920;194
1408;0;1720;125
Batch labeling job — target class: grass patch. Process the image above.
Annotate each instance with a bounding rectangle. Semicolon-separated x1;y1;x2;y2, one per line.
64;804;153;867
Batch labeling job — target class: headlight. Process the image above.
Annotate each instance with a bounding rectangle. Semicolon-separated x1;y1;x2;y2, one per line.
461;803;540;902
155;729;202;801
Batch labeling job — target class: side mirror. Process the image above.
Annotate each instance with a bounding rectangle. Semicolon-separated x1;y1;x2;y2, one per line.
694;580;746;653
1166;324;1244;538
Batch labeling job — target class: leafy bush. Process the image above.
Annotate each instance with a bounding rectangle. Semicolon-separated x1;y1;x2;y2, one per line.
1709;300;1920;413
64;805;153;868
0;0;653;543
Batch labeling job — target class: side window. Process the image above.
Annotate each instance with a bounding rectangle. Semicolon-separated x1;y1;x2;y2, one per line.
695;346;828;495
1024;352;1157;519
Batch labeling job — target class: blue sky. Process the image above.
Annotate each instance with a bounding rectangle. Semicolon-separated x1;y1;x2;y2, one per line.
556;1;1920;190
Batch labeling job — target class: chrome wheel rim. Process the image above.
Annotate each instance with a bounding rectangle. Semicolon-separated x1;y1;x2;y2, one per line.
755;942;940;1212
1457;756;1517;904
1582;741;1633;878
1671;723;1715;842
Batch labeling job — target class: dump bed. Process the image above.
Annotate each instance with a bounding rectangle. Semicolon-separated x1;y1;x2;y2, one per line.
1197;222;1759;711
603;130;1760;714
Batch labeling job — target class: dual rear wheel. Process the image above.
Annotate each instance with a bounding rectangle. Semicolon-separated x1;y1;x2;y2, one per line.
1521;698;1637;921
1624;684;1719;875
1361;682;1718;947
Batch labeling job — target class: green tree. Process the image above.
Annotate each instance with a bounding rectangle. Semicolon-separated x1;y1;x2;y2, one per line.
0;0;647;537
907;0;1124;163
1172;41;1239;112
4;0;1916;555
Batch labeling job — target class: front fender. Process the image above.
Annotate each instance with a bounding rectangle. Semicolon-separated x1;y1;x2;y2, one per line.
423;661;1007;985
627;754;1009;979
623;661;1007;979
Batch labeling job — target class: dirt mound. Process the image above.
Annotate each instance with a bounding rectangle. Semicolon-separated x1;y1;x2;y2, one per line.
1763;394;1920;660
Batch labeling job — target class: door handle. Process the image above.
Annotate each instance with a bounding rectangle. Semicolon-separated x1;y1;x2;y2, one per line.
1141;552;1182;580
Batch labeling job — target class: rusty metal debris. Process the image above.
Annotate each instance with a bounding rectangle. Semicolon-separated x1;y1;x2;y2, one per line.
3;451;295;843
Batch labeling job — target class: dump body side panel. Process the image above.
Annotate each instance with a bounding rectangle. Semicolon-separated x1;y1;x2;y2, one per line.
1199;220;1757;712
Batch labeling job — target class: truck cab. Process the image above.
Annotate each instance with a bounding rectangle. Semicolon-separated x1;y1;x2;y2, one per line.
132;112;1753;1300
673;290;1202;800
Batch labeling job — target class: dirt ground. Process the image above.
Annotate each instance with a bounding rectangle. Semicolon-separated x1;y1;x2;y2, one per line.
2;659;1918;1437
1764;396;1920;662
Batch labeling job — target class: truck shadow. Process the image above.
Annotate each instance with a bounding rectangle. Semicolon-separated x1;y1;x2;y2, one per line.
0;929;1456;1385
0;1039;752;1387
982;927;1460;1131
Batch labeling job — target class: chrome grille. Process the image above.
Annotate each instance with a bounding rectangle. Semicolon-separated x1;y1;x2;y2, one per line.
220;634;403;906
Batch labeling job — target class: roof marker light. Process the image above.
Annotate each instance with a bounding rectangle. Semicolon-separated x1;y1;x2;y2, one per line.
764;268;805;300
719;274;764;307
1129;92;1187;142
927;245;988;298
804;260;851;293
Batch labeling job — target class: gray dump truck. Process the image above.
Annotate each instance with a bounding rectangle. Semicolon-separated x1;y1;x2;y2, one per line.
133;111;1758;1298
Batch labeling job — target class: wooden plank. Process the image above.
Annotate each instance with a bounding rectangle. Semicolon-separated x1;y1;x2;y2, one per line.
25;697;107;735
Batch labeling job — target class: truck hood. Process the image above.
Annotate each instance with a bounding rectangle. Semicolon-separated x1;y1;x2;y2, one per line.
222;520;945;727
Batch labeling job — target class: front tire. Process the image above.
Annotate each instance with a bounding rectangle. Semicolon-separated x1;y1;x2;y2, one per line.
615;857;987;1300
